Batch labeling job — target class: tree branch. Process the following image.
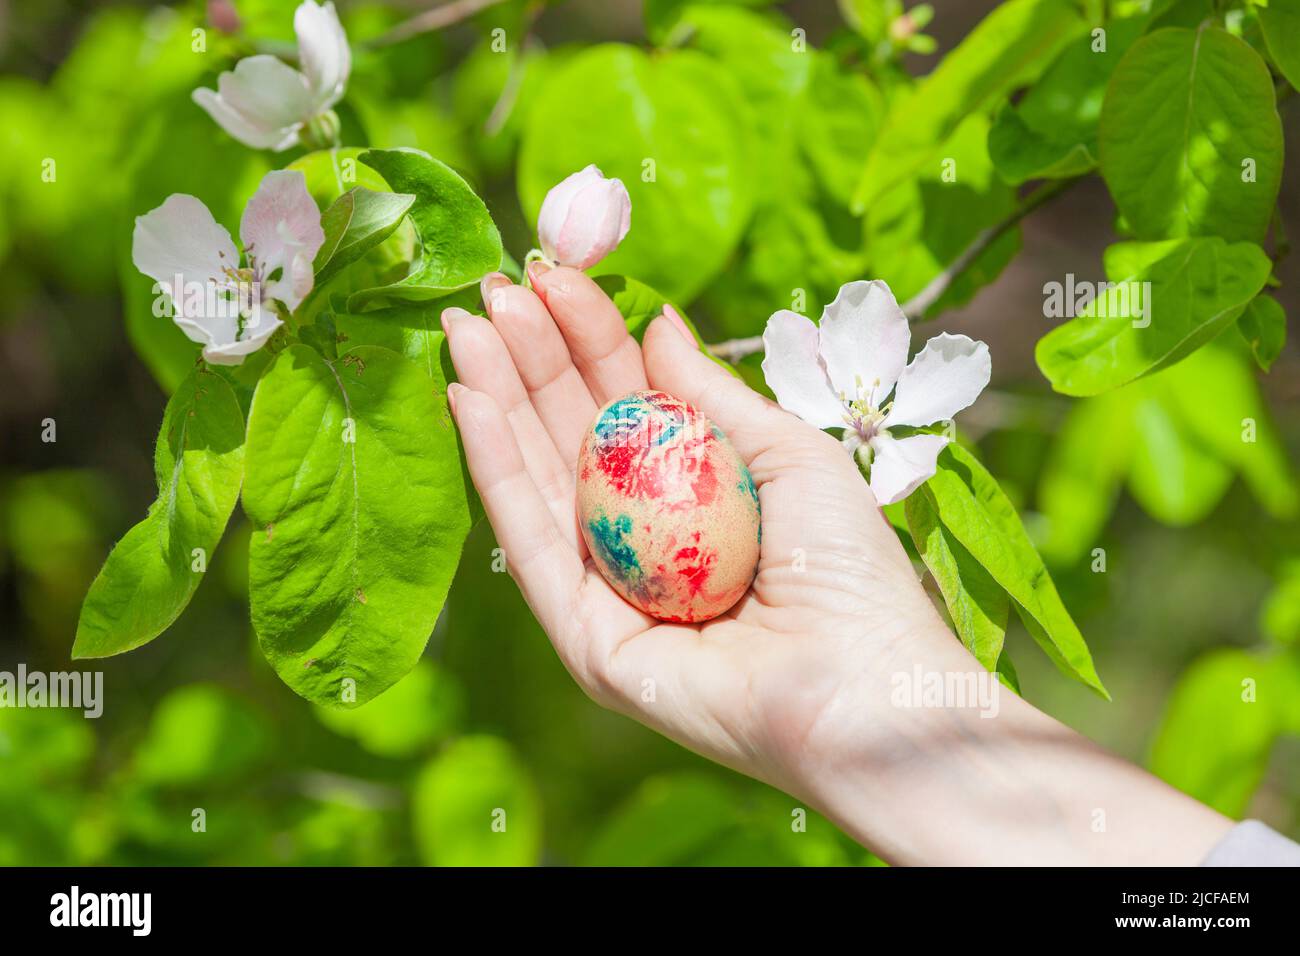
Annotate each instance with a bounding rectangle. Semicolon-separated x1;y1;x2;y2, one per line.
483;11;542;135
706;175;1083;363
367;0;509;48
707;334;764;364
902;175;1079;320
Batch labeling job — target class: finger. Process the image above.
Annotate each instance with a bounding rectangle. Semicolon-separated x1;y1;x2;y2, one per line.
528;263;648;404
448;384;650;693
641;314;824;465
442;306;579;547
480;272;598;469
447;385;588;638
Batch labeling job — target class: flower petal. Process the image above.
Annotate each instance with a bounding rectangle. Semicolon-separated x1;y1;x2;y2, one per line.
132;193;239;321
553;177;632;268
867;432;949;506
294;0;350;108
537;165;603;261
192;88;287;151
884;333;991;429
239;169;326;311
817;280;911;405
202;314;284;366
761;310;846;429
195;55;315;151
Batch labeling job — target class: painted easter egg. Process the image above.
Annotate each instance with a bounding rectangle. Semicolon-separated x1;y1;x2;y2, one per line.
576;389;761;623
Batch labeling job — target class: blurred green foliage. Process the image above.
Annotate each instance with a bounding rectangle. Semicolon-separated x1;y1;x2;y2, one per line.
2;0;1299;864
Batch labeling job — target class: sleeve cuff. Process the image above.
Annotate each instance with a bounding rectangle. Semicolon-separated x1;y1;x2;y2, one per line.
1201;820;1300;867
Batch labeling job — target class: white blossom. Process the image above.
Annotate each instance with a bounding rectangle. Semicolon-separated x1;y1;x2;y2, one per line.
762;280;991;504
193;1;350;151
132;170;325;365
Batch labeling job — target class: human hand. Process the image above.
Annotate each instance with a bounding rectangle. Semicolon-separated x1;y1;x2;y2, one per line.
443;264;1236;866
441;263;962;801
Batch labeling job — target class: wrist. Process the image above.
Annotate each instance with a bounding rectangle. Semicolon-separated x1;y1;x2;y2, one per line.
789;615;995;863
789;620;1234;865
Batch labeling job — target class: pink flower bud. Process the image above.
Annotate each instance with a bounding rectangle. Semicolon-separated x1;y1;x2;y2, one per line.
537;165;631;269
208;0;242;35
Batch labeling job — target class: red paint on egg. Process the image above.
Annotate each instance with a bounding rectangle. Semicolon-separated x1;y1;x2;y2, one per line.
575;389;762;623
690;457;718;506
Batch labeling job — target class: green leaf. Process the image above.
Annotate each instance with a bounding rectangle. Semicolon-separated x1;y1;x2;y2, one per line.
1147;0;1213;31
1098;27;1283;243
450;39;554;175
332;295;486;526
1090;336;1299;528
314;660;464;758
583;773;737;866
0;706;95;790
519;44;755;302
799;52;884;207
836;0;890;43
1127;393;1234;526
243;344;472;707
349;91;472;171
1237;294;1286;373
1035;237;1271;396
73;368;245;658
288;147;391;208
987;107;1096;185
298;312;339;360
688;829;800;865
905;485;1009;671
644;0;780;45
987;17;1145;185
925;444;1107;697
851;0;1084;211
595;274;697;344
1149;649;1293;816
674;5;812;207
133;684;267;787
1145;338;1298;520
747;789;855;867
346;148;502;311
333;302;456;383
866;113;1018;315
313;188;415;289
1262;561;1300;646
289;151;419;321
412;736;542;866
284;802;389;867
697;183;866;337
595;274;740;379
1258;0;1300;92
1036;388;1136;565
995;650;1021;695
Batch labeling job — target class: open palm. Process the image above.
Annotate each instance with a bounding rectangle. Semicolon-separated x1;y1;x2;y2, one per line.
442;265;954;794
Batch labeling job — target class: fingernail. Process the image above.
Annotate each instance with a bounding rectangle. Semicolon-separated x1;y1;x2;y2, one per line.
480;272;511;314
663;303;696;347
440;306;470;338
446;381;467;414
526;260;552;288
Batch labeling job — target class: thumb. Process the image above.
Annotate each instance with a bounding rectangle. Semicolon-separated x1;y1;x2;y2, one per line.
642;313;828;462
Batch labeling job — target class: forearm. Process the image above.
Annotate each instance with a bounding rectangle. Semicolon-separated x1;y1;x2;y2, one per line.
797;631;1235;866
